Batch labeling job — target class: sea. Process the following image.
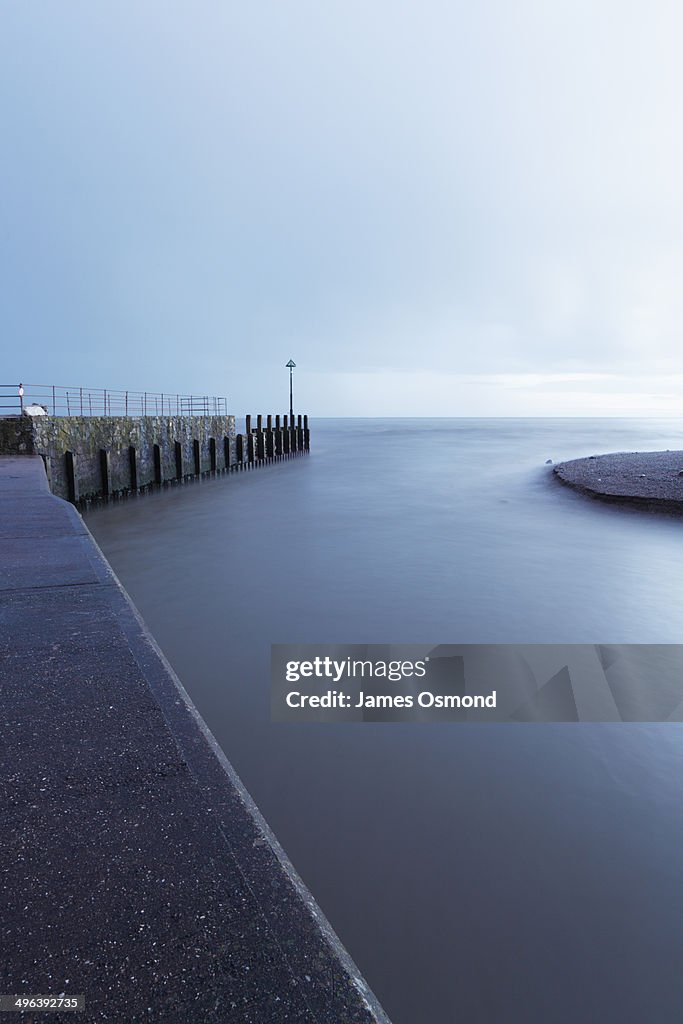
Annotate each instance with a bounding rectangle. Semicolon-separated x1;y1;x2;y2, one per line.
86;418;683;1024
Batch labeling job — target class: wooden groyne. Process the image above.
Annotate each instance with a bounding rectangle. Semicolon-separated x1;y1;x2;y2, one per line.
240;413;310;469
0;412;310;505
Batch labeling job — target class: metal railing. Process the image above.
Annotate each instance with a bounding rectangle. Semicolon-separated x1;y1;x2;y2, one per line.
0;384;228;418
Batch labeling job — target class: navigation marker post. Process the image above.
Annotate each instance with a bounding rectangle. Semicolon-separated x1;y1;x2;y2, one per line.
286;359;296;420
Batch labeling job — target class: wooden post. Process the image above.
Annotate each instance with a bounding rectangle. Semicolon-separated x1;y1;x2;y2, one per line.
275;426;283;457
256;429;265;461
193;439;201;476
153;444;163;485
266;427;274;459
247;432;255;465
257;414;263;431
283;425;290;455
99;449;111;497
245;415;252;435
129;446;138;491
267;414;273;430
65;451;79;504
40;454;52;491
224;435;231;470
209;437;217;472
236;434;244;468
175;441;183;480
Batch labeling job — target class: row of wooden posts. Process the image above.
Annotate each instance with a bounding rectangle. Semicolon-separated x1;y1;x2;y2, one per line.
241;413;310;465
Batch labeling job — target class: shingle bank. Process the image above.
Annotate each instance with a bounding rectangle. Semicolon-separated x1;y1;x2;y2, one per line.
554;450;683;511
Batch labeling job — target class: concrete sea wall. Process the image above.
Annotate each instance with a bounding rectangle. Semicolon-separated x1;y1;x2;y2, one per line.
0;413;310;503
0;454;389;1023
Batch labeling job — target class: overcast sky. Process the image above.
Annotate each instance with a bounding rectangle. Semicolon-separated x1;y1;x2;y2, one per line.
2;2;683;415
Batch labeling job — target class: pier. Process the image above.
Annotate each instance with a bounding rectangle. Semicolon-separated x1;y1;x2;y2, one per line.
0;455;388;1022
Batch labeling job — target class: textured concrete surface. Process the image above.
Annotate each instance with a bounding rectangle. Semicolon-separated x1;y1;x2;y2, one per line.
554;450;683;511
0;415;237;500
0;456;390;1024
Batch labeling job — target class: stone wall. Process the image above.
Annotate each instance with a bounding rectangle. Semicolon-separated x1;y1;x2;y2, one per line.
0;416;34;455
0;414;310;503
0;415;233;502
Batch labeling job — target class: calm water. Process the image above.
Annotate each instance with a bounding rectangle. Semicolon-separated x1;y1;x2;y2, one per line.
87;419;683;1023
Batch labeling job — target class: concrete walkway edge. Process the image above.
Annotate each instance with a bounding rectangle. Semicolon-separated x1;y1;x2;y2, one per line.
0;455;391;1023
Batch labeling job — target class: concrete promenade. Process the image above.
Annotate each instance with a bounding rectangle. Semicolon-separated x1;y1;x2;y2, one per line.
554;450;683;511
0;456;390;1023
